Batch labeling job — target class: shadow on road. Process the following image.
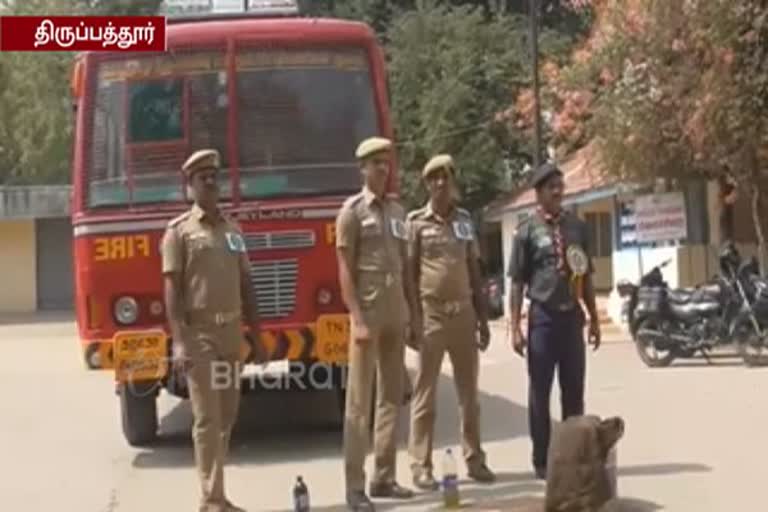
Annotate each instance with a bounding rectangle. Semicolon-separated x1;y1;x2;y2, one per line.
260;481;667;511
131;370;528;469
667;359;748;368
261;479;546;512
617;462;711;477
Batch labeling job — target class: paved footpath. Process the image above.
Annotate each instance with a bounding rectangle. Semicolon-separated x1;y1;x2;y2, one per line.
1;315;766;511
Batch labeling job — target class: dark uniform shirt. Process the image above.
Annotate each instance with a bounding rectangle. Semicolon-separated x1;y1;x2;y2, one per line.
507;209;594;311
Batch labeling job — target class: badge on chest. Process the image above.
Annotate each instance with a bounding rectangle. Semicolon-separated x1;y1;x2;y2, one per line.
390;218;407;240
225;232;246;253
453;221;474;241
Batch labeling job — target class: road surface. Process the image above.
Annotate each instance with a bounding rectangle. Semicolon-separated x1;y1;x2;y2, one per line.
1;314;766;511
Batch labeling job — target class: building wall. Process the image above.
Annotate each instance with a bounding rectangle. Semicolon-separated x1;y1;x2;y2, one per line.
575;197;614;291
0;220;36;313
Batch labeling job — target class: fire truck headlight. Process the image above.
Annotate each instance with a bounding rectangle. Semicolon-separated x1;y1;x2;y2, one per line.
316;287;333;306
114;296;139;325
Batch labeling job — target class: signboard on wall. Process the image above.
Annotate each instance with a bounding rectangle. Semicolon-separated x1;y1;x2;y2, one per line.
634;192;688;243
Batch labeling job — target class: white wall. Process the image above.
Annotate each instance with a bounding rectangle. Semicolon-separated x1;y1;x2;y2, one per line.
0;220;37;313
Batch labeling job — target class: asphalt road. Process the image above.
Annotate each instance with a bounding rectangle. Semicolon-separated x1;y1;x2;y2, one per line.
1;314;767;511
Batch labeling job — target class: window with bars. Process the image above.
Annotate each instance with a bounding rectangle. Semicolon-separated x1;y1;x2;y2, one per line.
87;49;230;207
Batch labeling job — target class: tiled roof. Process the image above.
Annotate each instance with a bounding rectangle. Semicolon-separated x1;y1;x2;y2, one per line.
484;142;615;222
508;142;611;211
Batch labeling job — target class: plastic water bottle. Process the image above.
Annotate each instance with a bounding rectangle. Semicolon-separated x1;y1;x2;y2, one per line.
442;448;460;508
293;475;310;511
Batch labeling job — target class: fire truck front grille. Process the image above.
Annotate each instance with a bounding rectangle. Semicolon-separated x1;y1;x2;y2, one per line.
244;230;315;251
250;258;298;318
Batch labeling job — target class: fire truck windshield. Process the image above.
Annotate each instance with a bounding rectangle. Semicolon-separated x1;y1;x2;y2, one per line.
85;47;380;208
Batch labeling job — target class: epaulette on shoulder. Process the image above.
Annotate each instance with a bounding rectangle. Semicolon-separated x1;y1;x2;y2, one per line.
407;206;427;221
167;211;191;228
342;192;364;209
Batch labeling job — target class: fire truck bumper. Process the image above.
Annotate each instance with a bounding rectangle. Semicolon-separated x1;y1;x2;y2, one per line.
82;315;351;377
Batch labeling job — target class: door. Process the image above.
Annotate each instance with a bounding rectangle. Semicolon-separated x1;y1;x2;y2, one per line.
35;217;74;310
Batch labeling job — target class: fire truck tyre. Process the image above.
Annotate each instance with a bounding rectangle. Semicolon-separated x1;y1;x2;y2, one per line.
119;381;159;447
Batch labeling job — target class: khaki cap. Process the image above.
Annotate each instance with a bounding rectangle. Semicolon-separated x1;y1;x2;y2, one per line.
355;137;392;160
422;154;455;178
182;148;220;177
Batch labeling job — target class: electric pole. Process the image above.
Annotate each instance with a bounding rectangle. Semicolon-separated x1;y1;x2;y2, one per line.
529;0;543;168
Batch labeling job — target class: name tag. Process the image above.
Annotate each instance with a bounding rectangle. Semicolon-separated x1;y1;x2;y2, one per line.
453;221;474;241
362;217;377;228
422;227;439;237
225;232;246;253
390;218;407;240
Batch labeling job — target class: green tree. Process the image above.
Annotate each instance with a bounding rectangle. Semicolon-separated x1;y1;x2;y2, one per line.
385;1;580;213
0;0;163;185
543;0;768;269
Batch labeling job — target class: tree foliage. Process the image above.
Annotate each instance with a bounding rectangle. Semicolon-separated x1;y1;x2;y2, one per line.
0;0;589;209
0;0;163;185
385;2;530;212
307;0;591;211
521;0;768;268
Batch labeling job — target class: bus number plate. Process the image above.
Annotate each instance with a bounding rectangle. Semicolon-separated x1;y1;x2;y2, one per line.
113;331;168;382
316;314;349;363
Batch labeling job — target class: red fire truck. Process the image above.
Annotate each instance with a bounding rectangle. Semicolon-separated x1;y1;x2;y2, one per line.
69;1;398;446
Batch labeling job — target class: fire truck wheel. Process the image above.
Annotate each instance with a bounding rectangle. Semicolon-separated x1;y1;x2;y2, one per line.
119;381;159;447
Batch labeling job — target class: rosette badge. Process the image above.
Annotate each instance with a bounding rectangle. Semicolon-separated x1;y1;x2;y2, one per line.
566;244;589;301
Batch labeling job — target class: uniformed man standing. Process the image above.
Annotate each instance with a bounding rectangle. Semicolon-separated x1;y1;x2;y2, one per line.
335;137;419;511
506;162;601;480
162;149;266;512
406;154;496;490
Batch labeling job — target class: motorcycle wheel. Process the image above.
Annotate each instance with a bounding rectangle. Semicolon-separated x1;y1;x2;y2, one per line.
634;317;676;368
737;331;768;367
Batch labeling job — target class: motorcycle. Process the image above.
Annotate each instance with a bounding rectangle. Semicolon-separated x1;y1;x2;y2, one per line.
617;246;768;367
730;257;768;366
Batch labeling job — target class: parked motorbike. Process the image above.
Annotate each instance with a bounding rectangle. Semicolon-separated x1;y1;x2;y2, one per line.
617;245;768;367
730;257;768;366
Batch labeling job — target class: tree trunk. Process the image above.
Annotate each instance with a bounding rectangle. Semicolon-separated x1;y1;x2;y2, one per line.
750;183;767;275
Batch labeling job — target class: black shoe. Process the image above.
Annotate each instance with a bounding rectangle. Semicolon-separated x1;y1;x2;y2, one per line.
412;470;439;491
468;463;496;483
534;466;547;480
346;490;375;511
369;481;414;499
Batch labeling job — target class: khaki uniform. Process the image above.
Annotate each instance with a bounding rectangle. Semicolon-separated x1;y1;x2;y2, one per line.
407;202;486;473
336;186;410;492
162;203;247;512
